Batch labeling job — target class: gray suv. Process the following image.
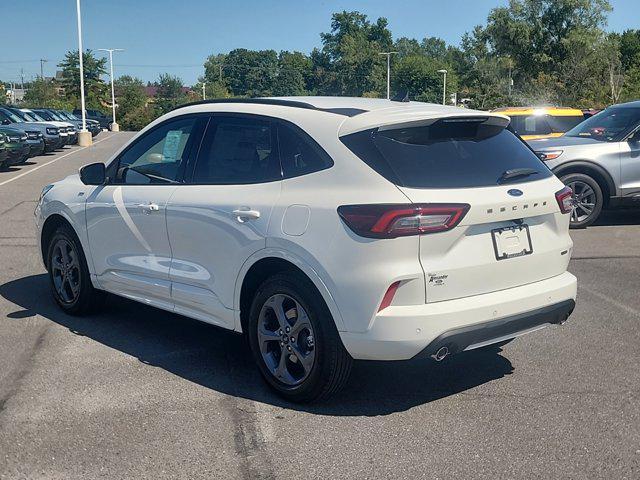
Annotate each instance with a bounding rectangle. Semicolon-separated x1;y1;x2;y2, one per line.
530;100;640;228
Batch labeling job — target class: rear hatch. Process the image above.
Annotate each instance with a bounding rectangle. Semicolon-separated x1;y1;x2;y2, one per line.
341;114;572;303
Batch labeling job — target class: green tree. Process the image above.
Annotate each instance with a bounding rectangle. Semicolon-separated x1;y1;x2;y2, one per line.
114;75;151;130
58;49;108;109
274;51;312;96
154;73;189;114
314;11;392;96
22;78;72;109
223;49;278;97
392;55;457;103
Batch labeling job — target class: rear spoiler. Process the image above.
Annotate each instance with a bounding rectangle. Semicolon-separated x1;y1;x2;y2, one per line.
338;105;510;136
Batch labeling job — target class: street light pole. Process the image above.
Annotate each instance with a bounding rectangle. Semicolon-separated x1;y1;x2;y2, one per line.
202;82;206;100
437;69;447;105
98;48;124;132
76;0;91;146
378;52;398;99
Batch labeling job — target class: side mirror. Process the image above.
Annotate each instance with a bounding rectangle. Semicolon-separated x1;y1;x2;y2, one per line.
628;130;640;143
79;162;106;185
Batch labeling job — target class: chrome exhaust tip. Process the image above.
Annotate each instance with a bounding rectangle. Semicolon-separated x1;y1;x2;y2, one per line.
431;346;449;362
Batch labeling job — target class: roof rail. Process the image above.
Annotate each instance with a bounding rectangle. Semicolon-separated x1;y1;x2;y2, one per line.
171;98;319;112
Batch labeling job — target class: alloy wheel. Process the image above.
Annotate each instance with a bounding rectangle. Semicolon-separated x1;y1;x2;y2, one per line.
566;180;597;223
51;238;81;304
257;293;316;386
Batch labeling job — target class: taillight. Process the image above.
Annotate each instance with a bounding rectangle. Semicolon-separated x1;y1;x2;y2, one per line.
337;203;470;238
555;186;573;214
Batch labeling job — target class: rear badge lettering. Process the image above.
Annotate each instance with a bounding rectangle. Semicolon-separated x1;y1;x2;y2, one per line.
428;273;448;286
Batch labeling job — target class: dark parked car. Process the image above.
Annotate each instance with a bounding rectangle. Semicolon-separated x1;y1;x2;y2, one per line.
0;107;60;154
0;133;8;169
55;110;101;137
32;109;78;144
0;127;30;166
73;108;111;130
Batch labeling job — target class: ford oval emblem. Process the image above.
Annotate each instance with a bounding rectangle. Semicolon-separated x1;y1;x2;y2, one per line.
508;189;523;197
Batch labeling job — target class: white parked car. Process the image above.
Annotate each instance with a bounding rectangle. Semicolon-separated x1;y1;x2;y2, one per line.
35;97;577;402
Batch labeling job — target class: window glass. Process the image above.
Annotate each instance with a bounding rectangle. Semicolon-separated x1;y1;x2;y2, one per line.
115;117;196;184
545;115;584;133
565;107;640;141
192;116;280;184
509;115;551;135
278;123;333;178
341;121;552;189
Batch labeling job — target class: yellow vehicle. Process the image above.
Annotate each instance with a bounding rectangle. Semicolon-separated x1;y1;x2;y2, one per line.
492;107;585;140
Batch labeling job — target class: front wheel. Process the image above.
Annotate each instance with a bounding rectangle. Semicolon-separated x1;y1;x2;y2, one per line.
560;173;603;229
46;225;103;315
247;272;352;403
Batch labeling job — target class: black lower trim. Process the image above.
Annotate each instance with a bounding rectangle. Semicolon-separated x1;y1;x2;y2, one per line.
608;195;640;208
413;299;575;360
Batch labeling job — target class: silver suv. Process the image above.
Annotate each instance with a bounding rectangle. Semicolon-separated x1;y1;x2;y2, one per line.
530;100;640;227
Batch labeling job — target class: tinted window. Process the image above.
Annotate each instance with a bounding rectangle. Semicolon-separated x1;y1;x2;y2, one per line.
341;120;552;189
278;123;333;178
546;115;584;133
508;115;551;136
114;116;197;184
192;116;280;184
565;107;640;141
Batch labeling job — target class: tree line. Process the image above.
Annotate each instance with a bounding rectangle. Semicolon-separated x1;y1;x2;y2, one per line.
11;0;640;131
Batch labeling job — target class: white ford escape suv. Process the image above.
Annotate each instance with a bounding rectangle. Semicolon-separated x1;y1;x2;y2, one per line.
36;97;577;402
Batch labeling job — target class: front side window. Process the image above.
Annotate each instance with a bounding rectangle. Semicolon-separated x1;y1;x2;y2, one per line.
565;107;640;141
191;116;280;184
545;115;584;133
277;123;333;178
113;116;197;184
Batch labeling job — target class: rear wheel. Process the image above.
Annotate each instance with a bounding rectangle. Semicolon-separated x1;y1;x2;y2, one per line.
247;272;352;403
560;173;603;228
46;225;102;315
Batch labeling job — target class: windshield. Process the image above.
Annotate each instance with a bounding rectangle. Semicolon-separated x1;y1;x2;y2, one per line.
0;109;22;123
565;107;640;141
46;110;63;121
23;111;45;122
29;111;50;121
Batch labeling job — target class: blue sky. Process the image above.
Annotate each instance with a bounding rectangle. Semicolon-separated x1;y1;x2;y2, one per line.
1;0;638;86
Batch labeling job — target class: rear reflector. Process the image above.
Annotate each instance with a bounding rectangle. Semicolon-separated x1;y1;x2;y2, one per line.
338;203;470;238
378;281;401;312
555;186;573;214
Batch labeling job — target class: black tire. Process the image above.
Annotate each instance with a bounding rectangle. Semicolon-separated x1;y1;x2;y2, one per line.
46;224;103;315
559;172;603;229
247;272;353;403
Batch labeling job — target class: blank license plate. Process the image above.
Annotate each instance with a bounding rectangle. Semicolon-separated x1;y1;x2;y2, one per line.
491;224;533;260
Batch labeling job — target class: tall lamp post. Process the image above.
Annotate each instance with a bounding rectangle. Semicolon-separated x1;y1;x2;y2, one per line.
98;48;124;132
379;51;398;100
76;0;92;146
437;69;447;105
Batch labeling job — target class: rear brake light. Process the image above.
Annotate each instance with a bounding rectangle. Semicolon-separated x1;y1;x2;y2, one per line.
555;186;573;214
338;203;470;238
378;281;400;312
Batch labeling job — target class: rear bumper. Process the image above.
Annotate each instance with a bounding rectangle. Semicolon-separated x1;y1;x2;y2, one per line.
339;271;577;360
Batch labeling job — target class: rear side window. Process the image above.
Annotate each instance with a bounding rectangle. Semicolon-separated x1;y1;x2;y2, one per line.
191;116;280;184
277;123;333;178
341;119;552;189
509;115;551;136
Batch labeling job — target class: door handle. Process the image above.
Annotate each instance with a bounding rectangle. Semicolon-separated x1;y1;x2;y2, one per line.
232;208;261;222
138;202;160;214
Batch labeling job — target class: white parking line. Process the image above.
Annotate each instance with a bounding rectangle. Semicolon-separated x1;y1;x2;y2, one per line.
0;133;117;187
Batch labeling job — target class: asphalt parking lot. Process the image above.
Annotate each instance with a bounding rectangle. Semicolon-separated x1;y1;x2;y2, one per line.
0;132;638;479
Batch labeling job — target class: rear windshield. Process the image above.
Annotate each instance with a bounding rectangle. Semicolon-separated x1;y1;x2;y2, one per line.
341;119;552;188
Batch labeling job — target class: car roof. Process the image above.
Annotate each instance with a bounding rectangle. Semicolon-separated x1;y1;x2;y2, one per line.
610;100;640;109
172;96;508;136
492;106;584;116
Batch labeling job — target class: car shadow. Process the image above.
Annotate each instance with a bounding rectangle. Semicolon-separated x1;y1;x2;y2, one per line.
0;274;514;416
594;207;640;226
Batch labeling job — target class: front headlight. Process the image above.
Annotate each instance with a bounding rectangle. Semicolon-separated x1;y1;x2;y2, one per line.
46;127;58;135
537;150;563;161
39;184;54;203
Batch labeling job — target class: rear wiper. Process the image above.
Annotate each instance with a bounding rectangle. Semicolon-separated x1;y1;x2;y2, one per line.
498;168;539;184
